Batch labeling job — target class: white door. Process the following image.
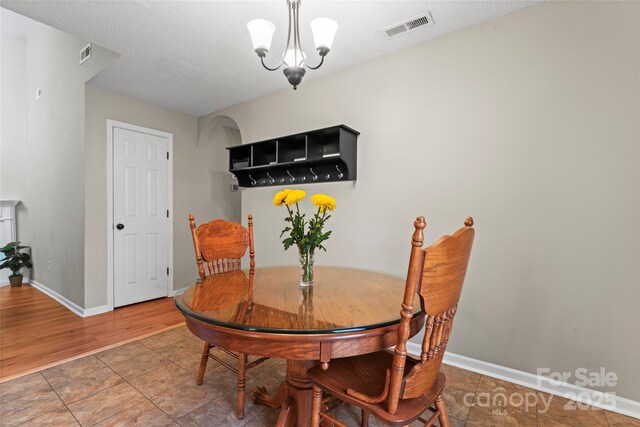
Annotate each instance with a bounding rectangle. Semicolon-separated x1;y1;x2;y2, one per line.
113;126;169;307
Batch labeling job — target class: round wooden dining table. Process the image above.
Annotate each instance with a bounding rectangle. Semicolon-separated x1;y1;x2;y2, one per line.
175;266;425;426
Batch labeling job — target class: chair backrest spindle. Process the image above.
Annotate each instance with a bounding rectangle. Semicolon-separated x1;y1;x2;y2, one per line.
248;215;255;270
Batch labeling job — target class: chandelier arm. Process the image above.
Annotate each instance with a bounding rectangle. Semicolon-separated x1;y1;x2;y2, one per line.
305;54;325;70
260;56;283;71
259;1;294;72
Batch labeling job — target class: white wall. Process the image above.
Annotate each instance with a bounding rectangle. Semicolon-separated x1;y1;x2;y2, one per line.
84;85;241;308
0;36;27;200
1;21;118;305
199;1;640;400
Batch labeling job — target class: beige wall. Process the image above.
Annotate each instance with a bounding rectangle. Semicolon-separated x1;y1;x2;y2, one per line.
199;1;640;400
1;22;117;306
84;85;241;308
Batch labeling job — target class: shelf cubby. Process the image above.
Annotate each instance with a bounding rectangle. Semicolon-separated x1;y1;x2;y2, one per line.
278;134;307;163
251;140;277;167
229;145;251;171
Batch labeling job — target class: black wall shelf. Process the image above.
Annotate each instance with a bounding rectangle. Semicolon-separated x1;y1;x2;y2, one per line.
228;125;359;188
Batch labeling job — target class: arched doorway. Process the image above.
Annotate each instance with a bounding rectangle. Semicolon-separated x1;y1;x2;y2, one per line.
195;115;242;222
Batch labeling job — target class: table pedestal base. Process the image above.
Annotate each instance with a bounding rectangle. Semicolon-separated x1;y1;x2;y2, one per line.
251;360;316;426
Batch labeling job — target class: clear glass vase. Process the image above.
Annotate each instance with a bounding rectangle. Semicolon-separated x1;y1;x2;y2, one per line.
298;246;315;287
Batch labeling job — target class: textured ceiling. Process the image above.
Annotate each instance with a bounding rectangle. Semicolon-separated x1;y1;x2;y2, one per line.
1;1;539;116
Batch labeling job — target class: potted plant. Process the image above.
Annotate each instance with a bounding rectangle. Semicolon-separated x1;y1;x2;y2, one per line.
0;242;33;287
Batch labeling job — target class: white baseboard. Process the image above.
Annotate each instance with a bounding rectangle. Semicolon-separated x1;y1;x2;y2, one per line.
406;342;639;420
30;281;112;318
83;305;111;316
30;280;84;317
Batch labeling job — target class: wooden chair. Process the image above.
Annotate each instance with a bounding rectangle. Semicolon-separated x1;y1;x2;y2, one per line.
309;216;475;427
188;213;269;419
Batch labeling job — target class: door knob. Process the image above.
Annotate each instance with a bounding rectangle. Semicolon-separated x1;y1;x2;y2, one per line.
116;223;125;230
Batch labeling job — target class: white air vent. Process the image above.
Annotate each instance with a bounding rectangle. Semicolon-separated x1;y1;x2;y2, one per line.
384;12;434;39
79;43;92;64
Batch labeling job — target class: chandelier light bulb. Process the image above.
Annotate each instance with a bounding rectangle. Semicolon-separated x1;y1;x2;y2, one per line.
284;48;306;67
310;18;338;52
247;19;276;54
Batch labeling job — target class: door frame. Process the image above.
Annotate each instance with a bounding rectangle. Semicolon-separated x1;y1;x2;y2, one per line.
106;119;174;310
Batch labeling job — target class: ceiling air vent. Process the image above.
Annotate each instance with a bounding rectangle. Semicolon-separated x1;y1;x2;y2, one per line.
384;12;434;39
385;24;407;38
79;43;92;65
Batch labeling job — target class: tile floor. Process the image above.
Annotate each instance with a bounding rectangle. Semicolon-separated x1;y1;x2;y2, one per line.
1;325;638;427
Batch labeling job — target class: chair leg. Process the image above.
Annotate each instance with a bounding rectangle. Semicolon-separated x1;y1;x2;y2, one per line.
434;394;450;427
360;409;369;427
311;384;323;427
236;353;247;419
196;342;211;385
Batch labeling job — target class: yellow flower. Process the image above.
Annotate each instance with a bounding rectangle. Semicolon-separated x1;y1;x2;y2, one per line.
284;189;306;205
310;194;336;213
273;189;292;206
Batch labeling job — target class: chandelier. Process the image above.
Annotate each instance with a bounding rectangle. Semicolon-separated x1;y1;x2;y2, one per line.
247;0;338;90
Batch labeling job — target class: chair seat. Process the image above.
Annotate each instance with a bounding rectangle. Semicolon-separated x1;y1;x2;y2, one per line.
308;350;446;426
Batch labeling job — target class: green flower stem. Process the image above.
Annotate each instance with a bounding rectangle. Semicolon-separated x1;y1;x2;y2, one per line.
299;246;314;286
279;200;332;283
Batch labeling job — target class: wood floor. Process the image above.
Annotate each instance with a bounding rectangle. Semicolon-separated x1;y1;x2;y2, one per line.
0;284;184;381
